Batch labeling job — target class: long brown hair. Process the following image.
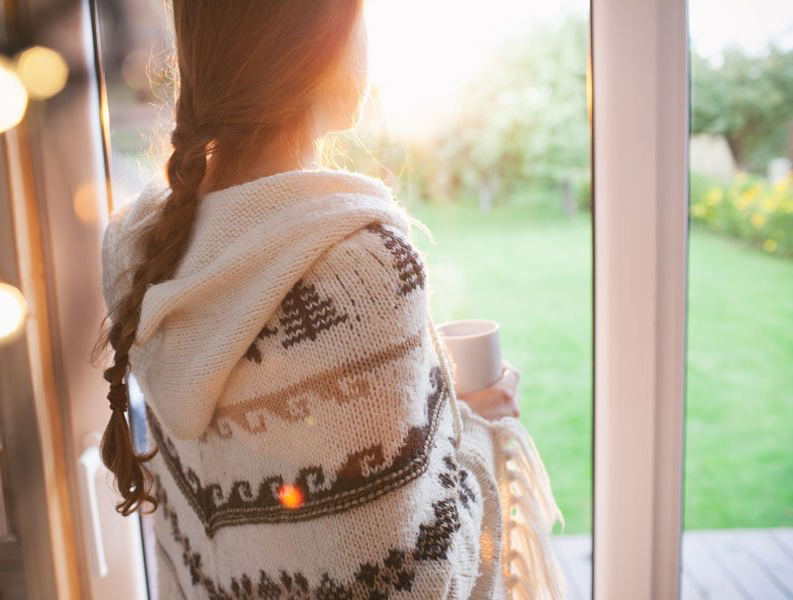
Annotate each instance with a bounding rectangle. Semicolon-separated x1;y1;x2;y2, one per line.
92;0;364;516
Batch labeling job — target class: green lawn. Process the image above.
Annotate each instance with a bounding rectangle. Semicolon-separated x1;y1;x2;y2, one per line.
407;198;792;534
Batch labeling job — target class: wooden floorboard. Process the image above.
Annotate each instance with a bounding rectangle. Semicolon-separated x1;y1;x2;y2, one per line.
697;530;787;599
552;533;592;600
738;529;793;595
773;530;793;560
551;528;793;599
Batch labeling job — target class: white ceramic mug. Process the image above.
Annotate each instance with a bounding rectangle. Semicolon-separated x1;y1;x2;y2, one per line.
437;319;502;395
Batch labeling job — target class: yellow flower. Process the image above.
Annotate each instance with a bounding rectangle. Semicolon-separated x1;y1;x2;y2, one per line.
704;188;723;206
761;198;779;212
750;213;766;227
763;239;778;253
691;204;707;218
736;193;754;209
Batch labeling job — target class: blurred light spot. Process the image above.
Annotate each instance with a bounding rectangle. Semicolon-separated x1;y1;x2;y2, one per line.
73;182;101;225
0;283;28;343
121;50;150;92
277;483;304;509
16;46;68;100
306;414;316;426
479;530;495;562
0;58;28;132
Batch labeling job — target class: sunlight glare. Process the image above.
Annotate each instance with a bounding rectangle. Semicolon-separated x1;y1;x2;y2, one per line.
364;0;581;138
365;0;487;137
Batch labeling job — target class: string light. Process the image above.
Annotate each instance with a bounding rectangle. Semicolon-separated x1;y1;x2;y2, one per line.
0;58;28;133
0;282;28;344
16;46;68;100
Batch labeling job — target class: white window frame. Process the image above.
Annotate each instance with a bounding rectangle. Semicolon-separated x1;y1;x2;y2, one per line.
591;0;690;598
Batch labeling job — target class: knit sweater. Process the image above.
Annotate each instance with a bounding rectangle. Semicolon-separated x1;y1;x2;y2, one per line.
101;169;566;600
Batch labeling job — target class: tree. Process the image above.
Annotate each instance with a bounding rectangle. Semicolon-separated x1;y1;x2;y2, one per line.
691;46;793;172
432;15;591;211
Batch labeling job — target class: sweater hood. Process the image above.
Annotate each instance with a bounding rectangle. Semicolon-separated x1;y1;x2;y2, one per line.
101;169;414;439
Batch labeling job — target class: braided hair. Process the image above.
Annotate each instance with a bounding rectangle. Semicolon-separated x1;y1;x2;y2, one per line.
92;0;364;515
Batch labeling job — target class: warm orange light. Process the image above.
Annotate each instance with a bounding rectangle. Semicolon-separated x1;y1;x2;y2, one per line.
277;483;304;509
480;530;495;562
0;57;28;132
0;282;28;344
16;46;68;100
73;182;101;225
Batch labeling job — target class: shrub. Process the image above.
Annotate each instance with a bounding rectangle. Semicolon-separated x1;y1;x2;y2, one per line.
690;171;793;258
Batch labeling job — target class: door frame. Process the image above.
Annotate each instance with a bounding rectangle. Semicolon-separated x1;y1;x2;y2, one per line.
591;0;690;597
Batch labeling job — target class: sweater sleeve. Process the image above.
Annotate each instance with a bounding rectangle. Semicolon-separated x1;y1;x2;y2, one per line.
317;224;500;598
199;223;501;598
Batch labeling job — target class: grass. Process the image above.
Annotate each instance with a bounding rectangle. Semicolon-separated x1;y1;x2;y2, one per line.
406;197;792;534
684;225;793;529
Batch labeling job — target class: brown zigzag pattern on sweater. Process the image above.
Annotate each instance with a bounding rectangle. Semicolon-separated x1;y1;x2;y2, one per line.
147;365;448;536
209;331;424;438
153;469;462;600
365;224;426;296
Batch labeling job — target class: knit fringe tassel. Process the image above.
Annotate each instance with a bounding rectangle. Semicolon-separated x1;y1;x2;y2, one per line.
493;417;567;600
428;319;567;598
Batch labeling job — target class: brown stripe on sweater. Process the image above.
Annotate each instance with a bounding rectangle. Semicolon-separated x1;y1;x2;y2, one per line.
209;331;424;438
147;365;449;535
152;463;463;600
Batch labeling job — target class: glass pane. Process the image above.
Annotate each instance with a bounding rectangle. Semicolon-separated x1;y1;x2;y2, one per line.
93;1;174;595
95;1;594;595
343;2;593;593
684;2;793;597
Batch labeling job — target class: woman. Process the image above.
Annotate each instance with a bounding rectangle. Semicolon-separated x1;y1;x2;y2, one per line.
96;1;564;598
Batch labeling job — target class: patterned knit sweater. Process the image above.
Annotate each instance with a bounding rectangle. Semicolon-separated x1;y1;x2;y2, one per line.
101;169;566;600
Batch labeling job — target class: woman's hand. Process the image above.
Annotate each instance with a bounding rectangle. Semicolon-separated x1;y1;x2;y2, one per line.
457;361;521;421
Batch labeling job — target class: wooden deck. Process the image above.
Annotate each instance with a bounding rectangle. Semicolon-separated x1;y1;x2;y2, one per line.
550;528;793;599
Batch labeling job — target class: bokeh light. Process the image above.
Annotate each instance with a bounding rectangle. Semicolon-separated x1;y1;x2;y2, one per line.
0;58;29;132
277;483;304;509
16;46;68;100
73;182;101;225
0;283;28;343
121;50;150;92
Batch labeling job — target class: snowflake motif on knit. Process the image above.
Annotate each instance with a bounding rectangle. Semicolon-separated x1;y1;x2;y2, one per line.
245;325;278;363
279;279;349;349
365;224;426;296
438;455;477;513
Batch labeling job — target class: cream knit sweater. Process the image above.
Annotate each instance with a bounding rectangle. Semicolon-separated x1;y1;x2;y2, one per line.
101;169;566;600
